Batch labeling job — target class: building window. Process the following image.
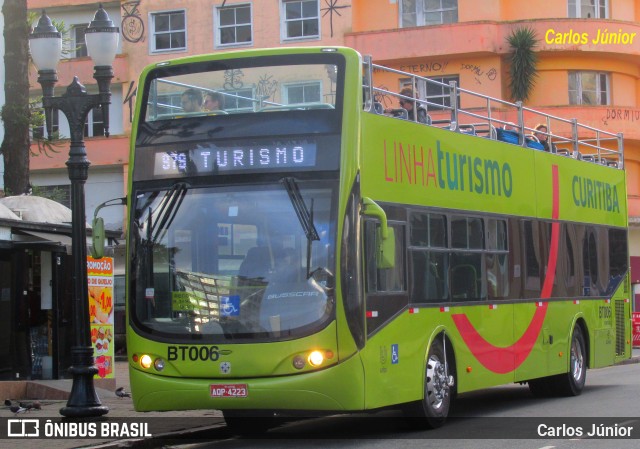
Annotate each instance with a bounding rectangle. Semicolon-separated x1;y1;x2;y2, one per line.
425;75;460;110
84;106;104;137
568;0;608;19
281;0;319;40
569;71;609;105
283;82;321;104
156;93;183;116
151;10;186;52
222;88;254;111
400;75;460;111
73;24;88;58
401;0;458;27
216;4;252;47
32;108;60;140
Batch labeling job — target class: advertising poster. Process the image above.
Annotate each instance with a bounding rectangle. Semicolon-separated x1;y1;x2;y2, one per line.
87;256;115;379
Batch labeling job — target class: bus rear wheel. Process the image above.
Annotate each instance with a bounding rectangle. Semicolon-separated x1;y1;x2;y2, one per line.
404;339;453;429
528;325;587;397
556;325;587;396
223;410;281;436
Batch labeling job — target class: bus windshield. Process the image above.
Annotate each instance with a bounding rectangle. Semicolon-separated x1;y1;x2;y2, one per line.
130;180;336;341
144;61;339;122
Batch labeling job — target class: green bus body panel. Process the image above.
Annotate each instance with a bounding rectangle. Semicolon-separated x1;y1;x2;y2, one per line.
361;294;629;410
359;113;627;227
130;347;365;412
127;322;339;380
126;47;631;414
356;112;629;409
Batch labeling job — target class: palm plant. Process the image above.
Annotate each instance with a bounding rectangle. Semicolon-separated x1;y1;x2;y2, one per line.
507;27;539;102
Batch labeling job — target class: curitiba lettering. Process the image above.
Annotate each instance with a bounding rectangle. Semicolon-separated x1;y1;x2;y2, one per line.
572;175;620;213
383;139;513;197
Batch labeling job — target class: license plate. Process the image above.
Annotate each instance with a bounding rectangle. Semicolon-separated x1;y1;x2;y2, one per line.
210;384;248;398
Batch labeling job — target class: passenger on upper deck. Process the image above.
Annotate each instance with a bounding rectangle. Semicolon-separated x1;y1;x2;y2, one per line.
181;88;203;113
533;124;556;153
385;87;430;124
204;91;225;112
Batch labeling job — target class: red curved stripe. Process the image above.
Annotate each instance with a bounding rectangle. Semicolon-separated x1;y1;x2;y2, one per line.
451;165;560;374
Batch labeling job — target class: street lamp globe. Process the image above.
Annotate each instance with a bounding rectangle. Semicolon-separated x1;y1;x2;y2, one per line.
85;4;120;67
28;10;62;72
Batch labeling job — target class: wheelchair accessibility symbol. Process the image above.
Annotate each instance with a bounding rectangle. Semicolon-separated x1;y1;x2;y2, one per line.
391;344;399;364
221;295;240;317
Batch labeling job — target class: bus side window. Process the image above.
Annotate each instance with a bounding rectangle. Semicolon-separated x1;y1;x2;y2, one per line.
486;218;509;299
410;250;449;303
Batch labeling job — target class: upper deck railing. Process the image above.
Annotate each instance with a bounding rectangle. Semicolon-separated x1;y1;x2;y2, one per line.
363;56;624;169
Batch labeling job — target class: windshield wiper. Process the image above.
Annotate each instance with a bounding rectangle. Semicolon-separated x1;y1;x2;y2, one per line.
281;177;319;278
151;182;188;243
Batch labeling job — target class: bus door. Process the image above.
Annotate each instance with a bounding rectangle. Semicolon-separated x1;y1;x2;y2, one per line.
361;219;415;408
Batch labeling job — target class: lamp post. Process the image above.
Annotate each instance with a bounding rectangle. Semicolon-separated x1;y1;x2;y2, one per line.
29;4;119;418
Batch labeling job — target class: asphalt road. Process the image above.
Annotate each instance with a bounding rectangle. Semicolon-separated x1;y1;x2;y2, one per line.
162;362;640;449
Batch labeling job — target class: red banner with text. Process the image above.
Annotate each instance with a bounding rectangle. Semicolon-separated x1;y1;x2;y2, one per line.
88;256;115;379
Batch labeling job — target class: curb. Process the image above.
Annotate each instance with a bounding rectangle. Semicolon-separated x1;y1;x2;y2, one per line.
615;355;640;366
86;421;228;449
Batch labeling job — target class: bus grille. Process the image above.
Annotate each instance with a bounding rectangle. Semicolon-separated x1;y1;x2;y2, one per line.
615;299;626;357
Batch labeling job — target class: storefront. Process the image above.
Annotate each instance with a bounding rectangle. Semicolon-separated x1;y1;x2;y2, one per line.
0;198;120;380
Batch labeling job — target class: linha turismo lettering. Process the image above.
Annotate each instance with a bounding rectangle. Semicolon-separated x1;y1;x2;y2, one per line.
383;140;513;197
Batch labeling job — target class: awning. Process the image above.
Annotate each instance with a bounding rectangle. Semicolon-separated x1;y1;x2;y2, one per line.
13;230;75;252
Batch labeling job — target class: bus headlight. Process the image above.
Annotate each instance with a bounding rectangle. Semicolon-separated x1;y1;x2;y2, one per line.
140;354;153;369
154;358;165;371
308;351;324;367
292;355;306;370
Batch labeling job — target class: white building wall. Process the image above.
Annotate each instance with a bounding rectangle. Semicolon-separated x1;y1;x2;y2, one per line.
30;167;125;232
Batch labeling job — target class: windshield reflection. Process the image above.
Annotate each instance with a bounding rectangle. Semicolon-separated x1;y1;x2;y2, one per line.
131;181;336;341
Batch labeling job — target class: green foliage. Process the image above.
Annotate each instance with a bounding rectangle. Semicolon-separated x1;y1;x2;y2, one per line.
507;27;539;102
31;184;69;204
29;97;64;157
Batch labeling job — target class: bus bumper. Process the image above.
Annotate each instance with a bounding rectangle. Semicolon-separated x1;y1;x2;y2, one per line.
130;353;365;413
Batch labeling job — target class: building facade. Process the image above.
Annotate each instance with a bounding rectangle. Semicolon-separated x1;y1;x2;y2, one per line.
345;0;640;306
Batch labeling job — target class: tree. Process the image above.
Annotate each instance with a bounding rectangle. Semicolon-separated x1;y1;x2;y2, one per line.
1;0;30;195
506;27;539;103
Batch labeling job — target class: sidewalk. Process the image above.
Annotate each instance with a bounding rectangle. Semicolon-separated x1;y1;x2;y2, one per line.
3;349;640;449
1;359;225;449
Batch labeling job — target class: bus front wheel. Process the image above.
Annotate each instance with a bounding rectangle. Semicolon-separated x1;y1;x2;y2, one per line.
404;338;453;429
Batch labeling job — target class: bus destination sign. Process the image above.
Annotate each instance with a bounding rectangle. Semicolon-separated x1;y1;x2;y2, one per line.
153;140;317;177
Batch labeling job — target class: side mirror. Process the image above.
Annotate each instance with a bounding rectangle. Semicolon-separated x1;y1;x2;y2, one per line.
91;216;105;259
90;196;127;259
362;197;396;269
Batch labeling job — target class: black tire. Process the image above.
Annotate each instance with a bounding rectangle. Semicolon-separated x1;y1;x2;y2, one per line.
555;325;587;396
403;338;453;429
528;377;555;398
528;325;587;398
223;410;280;436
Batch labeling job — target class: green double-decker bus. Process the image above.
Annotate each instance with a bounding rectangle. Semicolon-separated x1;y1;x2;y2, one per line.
125;47;631;429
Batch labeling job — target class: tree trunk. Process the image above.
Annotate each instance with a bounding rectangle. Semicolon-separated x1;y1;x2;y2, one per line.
1;0;30;195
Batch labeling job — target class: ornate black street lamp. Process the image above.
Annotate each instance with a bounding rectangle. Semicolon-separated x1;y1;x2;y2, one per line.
29;4;119;418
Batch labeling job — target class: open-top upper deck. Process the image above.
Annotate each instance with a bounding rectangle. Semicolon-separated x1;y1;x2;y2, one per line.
363;56;624;169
